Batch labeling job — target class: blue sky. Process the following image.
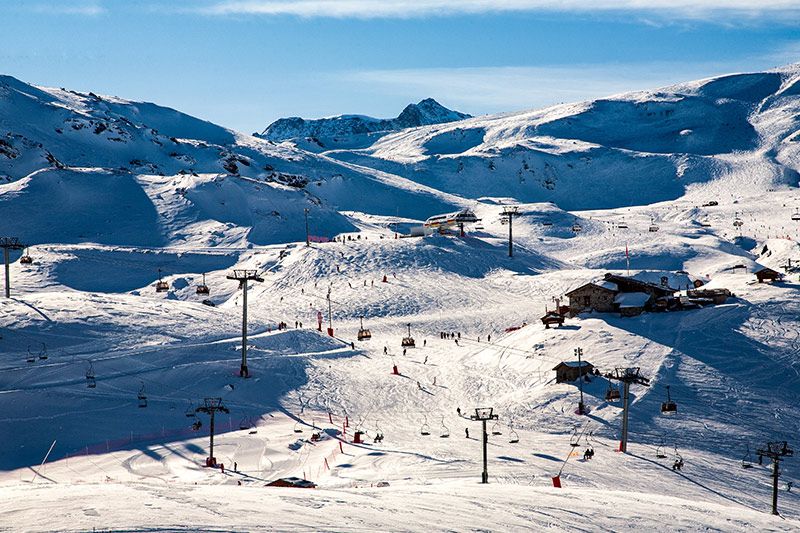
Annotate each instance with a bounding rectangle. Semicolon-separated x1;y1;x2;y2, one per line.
1;1;799;132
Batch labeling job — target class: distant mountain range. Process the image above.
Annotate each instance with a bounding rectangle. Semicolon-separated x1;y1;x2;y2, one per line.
258;98;471;150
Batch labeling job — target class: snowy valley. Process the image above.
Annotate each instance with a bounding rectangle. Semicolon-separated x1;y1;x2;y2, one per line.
2;65;800;531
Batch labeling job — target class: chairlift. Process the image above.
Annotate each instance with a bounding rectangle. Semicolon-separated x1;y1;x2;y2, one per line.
155;269;169;292
86;362;97;388
491;421;502;436
401;323;415;348
239;417;251;431
249;417;258;434
604;383;621;402
293;421;303;433
38;342;47;361
196;272;210;295
185;401;195;417
357;315;372;341
542;219;553;227
374;420;384;443
661;385;678;414
569;428;581;447
508;425;520;444
20;248;33;264
191;415;202;431
649;217;659;232
793;209;800;222
733;213;743;228
742;445;754;469
656;437;667;459
571;221;583;233
420;415;431;436
137;382;148;408
617;219;629;230
25;344;36;363
440;417;450;438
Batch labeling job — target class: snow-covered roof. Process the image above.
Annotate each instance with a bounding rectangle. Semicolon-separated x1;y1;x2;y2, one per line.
596;280;618;291
614;292;651;308
554;361;593;369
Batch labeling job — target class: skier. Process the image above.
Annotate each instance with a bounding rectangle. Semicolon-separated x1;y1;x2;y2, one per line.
487;334;491;342
465;428;469;439
423;339;427;347
457;407;461;416
423;355;428;365
234;462;238;471
417;381;422;390
384;346;388;355
454;339;459;346
432;376;437;386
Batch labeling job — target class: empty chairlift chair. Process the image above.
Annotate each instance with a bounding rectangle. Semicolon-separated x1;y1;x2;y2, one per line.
401;323;415;348
19;248;33;264
570;428;581;447
86;362;97;388
155;269;169;293
196;273;210;295
293;421;303;433
508;426;520;444
742;445;754;469
420;415;431;436
440;417;450;438
137;382;148;408
793;209;800;222
661;385;677;414
38;342;47;361
25;345;35;363
649;217;659;232
491;421;502;436
617;218;629;230
357;316;372;341
239;417;251;431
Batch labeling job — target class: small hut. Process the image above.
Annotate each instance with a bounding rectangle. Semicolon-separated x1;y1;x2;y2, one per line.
754;266;783;283
540;311;565;329
553;361;594;383
267;477;317;489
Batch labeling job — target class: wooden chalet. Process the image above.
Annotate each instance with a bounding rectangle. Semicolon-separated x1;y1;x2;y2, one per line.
564;279;618;315
754;266;783;283
553;361;594;383
686;288;731;305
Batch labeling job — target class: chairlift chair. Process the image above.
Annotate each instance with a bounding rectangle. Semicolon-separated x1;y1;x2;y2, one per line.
661;385;678;414
491;421;502;436
440;417;450;438
293;421;303;433
508;427;520;444
401;323;415;348
137;382;148;408
420;415;431;436
239;417;250;431
185;402;195;417
742;445;754;469
249;417;258;434
617;219;629;229
604;383;621;402
793;209;800;222
357;316;372;341
374;420;384;443
196;273;210;295
656;437;667;459
649;217;659;232
38;342;47;360
86;362;97;388
26;345;36;363
20;248;33;264
571;221;583;233
569;428;581;447
155;269;169;292
191;415;202;431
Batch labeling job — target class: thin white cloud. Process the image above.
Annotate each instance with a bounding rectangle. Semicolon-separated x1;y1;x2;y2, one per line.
26;2;107;15
199;0;800;20
345;60;791;115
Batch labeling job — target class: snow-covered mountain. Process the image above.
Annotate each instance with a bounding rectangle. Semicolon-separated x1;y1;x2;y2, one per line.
326;65;800;210
4;67;800;531
258;98;471;151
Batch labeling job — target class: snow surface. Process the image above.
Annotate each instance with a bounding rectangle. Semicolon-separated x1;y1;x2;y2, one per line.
3;66;800;531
